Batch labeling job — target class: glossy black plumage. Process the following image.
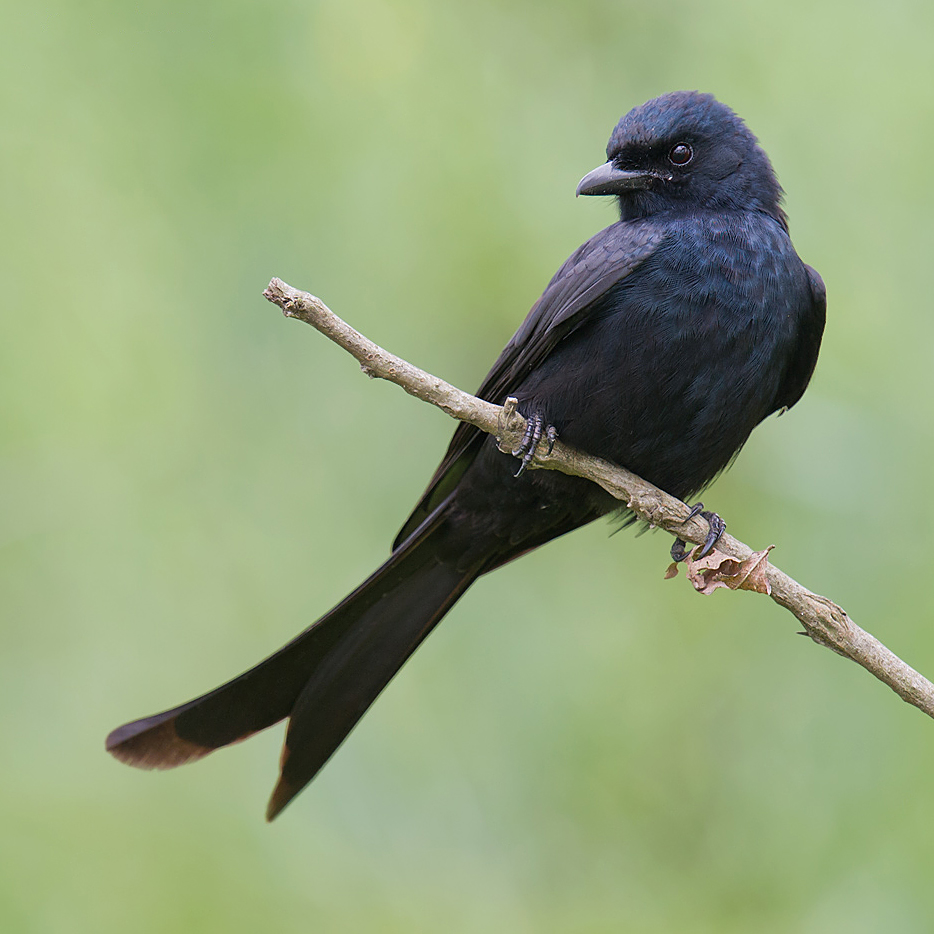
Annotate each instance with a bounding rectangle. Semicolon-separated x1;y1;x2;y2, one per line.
107;91;825;819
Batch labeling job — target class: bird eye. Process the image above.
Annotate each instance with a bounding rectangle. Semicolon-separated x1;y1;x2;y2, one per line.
668;143;693;166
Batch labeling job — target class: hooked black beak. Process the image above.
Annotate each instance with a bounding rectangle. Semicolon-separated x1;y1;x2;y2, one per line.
575;161;656;197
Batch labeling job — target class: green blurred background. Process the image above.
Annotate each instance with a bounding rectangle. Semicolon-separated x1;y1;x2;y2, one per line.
4;0;934;931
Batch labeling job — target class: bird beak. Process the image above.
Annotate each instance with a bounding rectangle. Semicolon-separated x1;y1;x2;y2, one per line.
576;161;655;197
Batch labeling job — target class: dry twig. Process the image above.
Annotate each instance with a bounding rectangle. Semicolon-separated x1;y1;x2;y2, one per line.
263;276;934;721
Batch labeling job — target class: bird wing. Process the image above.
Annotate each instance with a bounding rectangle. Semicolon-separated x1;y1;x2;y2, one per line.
774;264;827;411
393;220;666;550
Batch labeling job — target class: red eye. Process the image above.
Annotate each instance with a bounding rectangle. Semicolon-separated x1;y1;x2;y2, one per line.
668;143;693;166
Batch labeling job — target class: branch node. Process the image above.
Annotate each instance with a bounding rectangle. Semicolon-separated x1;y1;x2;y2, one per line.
496;397;527;453
626;487;668;526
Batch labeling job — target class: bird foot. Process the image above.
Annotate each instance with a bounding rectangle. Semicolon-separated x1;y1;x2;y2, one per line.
670;503;726;562
512;413;558;477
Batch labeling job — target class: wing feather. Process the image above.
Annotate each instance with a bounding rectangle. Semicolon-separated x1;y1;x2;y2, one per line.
393;221;665;550
774;264;826;411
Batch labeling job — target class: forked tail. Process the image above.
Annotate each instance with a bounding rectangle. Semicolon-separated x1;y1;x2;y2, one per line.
106;526;479;819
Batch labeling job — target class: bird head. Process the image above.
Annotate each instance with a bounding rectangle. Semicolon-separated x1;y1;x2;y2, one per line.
576;91;786;228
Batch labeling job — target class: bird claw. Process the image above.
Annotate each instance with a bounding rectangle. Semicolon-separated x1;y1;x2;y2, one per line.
670;503;726;562
670;538;692;563
512;414;558;477
697;510;726;559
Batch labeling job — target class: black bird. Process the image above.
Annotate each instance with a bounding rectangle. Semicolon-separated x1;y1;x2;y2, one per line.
107;91;825;820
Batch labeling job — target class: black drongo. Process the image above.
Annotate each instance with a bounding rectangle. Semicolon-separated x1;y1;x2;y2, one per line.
107;91;825;820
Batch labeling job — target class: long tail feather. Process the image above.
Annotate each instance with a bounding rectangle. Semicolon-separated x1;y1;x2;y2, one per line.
106;527;479;818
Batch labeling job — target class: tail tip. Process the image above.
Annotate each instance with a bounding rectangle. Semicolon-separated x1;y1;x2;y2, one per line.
265;777;300;822
106;715;213;770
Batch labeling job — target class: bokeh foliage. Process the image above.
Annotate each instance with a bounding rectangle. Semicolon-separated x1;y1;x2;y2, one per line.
4;0;934;931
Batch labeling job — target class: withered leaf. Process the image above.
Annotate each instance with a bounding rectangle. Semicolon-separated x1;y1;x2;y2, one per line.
681;545;774;595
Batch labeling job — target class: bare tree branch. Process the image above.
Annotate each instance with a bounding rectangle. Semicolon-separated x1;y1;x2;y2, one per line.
263;276;934;721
